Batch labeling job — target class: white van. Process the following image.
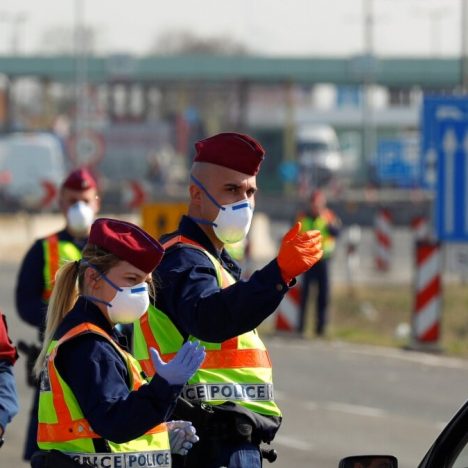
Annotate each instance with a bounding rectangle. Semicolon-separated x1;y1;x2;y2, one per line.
0;132;66;209
296;124;343;188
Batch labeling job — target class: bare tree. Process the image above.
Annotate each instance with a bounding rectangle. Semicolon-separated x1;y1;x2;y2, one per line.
149;29;249;56
36;25;102;55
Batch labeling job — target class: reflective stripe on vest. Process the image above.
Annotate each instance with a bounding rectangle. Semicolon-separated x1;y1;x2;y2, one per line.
42;235;82;302
299;213;336;258
38;322;170;456
134;235;281;418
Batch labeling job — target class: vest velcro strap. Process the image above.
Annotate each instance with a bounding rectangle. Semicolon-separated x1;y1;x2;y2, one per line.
146;423;167;435
37;417;97;442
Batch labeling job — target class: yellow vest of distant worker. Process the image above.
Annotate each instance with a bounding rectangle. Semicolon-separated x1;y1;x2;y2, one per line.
42;234;82;302
37;323;172;467
133;235;282;418
299;211;337;259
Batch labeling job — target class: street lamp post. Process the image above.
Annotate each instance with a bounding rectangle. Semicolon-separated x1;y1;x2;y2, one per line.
361;0;376;186
461;0;468;92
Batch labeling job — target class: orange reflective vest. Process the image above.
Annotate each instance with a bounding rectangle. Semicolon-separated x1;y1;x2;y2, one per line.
134;235;281;418
38;322;170;456
42;234;82;302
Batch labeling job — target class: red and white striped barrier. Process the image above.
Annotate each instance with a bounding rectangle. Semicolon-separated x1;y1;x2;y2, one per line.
275;276;302;332
411;216;429;242
374;209;393;271
410;241;442;349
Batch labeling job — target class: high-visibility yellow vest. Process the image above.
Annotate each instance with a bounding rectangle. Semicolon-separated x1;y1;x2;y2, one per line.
38;322;171;465
299;210;337;259
42;234;82;302
133;235;282;418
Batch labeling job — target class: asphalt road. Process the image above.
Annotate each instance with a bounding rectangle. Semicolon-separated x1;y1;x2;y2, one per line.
2;261;468;468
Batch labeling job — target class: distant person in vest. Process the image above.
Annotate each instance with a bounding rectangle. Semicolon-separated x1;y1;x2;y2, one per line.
0;310;19;449
132;132;323;468
30;218;205;468
297;189;341;337
15;167;100;461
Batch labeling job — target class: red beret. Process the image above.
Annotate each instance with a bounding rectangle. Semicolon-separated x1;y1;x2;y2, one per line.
194;132;265;176
62;167;97;191
89;218;164;273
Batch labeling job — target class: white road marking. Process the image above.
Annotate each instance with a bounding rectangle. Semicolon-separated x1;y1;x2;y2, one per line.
324;402;386;417
274;435;315;451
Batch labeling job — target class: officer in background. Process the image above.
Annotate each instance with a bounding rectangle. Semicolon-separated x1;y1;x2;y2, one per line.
297;189;341;337
0;310;19;449
15;167;100;460
133;132;323;468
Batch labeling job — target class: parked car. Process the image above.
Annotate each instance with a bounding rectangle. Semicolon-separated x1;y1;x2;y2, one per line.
339;399;468;467
296;124;343;189
0;132;66;209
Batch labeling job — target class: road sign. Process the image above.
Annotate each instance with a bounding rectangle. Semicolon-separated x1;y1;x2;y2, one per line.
435;119;468;241
375;138;419;186
421;96;468;189
68;129;105;168
141;202;188;240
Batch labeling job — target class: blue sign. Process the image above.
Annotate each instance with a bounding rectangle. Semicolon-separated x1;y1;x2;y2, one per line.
421;96;468;189
435;119;468;241
376;138;419;187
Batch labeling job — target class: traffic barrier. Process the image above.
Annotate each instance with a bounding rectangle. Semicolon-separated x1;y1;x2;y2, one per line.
344;224;361;293
374;209;392;271
411;216;430;242
275;276;302;332
410;241;442;351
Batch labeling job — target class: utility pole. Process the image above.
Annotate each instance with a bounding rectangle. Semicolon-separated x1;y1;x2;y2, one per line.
74;0;88;138
361;0;376;186
462;0;468;92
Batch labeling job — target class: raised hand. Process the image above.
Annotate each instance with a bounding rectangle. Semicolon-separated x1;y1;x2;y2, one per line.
150;341;205;385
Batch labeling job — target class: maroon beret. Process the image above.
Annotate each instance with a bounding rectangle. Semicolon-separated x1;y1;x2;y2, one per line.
62;167;97;191
89;218;164;273
194;132;265;176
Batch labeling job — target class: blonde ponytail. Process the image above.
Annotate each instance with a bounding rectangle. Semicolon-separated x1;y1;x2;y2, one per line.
33;261;79;378
33;244;122;379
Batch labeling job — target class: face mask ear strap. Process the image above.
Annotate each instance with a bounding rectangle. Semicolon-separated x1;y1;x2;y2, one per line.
190;175;225;211
187;216;218;228
81;260;123;292
82;295;112;308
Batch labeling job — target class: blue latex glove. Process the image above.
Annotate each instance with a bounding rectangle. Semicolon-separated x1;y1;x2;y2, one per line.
150;341;205;385
167;420;199;456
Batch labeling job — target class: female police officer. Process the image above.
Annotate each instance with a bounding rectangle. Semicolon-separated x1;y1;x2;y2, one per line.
31;218;205;468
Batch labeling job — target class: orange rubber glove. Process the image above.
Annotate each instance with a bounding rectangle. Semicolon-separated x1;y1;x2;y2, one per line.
277;222;323;284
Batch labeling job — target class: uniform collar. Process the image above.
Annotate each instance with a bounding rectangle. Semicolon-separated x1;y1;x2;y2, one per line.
177;216;241;279
55;296;127;348
178;215;221;259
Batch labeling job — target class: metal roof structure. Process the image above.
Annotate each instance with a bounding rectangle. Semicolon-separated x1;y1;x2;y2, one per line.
0;54;462;87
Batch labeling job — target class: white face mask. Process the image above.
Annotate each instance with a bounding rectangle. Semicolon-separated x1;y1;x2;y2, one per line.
67;201;94;235
83;263;150;324
106;282;150;324
190;175;254;244
212;199;253;244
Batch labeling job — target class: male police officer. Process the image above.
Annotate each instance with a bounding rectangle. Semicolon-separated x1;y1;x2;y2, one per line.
297;189;341;337
134;132;323;467
15;167;99;460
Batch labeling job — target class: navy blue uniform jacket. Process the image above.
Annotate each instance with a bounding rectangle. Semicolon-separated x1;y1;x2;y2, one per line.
155;216;290;343
51;297;181;444
15;229;87;333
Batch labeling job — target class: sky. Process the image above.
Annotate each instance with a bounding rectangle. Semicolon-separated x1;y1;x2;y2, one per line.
0;0;464;57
